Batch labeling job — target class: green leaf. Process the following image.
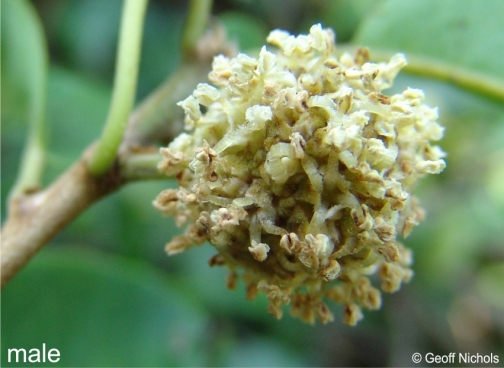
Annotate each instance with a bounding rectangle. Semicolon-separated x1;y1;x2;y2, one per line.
1;247;208;367
54;0;122;79
223;336;308;367
173;242;270;320
45;67;111;170
476;263;504;310
299;0;382;43
218;12;269;51
354;0;504;79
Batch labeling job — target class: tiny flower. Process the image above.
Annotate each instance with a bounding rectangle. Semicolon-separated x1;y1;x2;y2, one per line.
265;142;300;184
343;303;364;326
248;240;270;262
155;24;446;325
176;96;201;122
415;160;446;174
193;83;220;106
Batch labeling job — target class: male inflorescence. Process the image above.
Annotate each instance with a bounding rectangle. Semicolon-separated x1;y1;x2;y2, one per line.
153;24;446;325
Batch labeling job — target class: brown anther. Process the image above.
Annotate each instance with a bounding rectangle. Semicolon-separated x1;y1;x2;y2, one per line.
226;272;238;290
208;254;226;266
369;92;391;105
354;47;370;66
209;171;219;182
243;281;257;300
321;260;341;281
264;84;278;98
377;242;399;262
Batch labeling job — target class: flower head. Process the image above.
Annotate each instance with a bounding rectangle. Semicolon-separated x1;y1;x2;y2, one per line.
154;24;446;324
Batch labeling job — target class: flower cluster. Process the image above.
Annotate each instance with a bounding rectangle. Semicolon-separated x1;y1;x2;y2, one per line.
154;24;445;324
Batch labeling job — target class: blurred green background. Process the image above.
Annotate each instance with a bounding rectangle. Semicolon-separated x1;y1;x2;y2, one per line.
2;0;504;366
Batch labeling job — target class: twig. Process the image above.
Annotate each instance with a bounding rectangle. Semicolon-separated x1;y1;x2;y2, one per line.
1;148;122;288
1;0;225;290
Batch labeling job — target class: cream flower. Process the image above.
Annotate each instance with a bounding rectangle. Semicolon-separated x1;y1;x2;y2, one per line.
154;24;446;324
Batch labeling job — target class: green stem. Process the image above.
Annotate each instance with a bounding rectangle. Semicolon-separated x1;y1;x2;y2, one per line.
338;45;504;103
402;56;504;103
6;0;48;199
15;133;45;193
181;0;213;61
88;0;149;176
120;153;165;181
